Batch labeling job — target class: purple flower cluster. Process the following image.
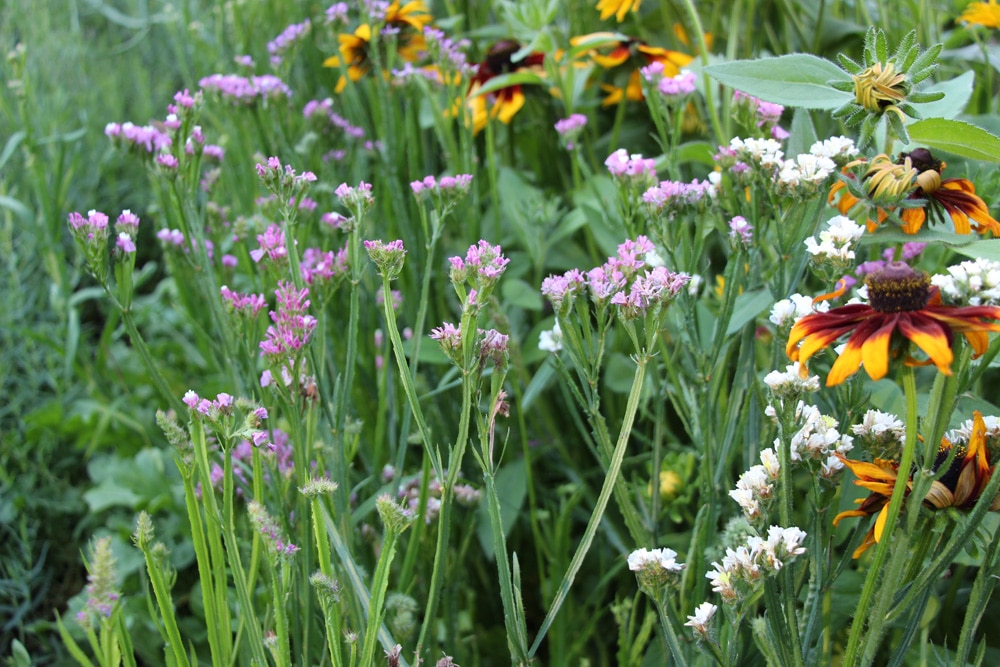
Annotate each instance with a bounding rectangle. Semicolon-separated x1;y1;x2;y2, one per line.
610;266;690;318
410;173;474;207
364;239;407;280
729;215;754;248
423;26;475;80
260;282;317;360
301;246;349;286
105;121;172;154
208;428;295;496
855;242;926;277
250;223;288;265
733;90;788;140
429;323;509;368
542;236;688;318
554;113;587;150
303;98;366;139
267;19;311;67
255;155;317;201
605;149;657;179
68;209;110;244
642;178;716;214
220;285;267;318
199;73;292;103
448;240;510;284
640;62;696;98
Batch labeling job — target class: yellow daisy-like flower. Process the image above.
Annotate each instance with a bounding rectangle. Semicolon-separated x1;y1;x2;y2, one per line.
322;1;433;93
787;262;1000;386
596;0;641;22
834;411;1000;558
960;0;1000;28
465;41;546;135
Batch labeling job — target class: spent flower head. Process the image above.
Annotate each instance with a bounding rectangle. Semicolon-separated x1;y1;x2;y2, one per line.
76;536;121;629
365;239;407;281
628;547;685;593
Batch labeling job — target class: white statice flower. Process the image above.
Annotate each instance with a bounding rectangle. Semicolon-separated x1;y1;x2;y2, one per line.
629;547;686;592
765;525;807;561
788;403;854;462
805;215;865;264
538;321;563;353
706;525;806;603
776;154;836;195
763;362;821;399
684;602;718;636
758;448;781;479
628;547;685;573
809;136;858;163
730;137;785;172
728;488;761;520
851;409;905;446
820;454;844;478
769;293;830;327
931;257;1000;306
706;564;737;601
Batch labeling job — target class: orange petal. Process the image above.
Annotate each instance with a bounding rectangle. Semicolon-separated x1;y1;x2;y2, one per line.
897;314;953;375
826;330;867;386
860;319;896;381
873;502;891;543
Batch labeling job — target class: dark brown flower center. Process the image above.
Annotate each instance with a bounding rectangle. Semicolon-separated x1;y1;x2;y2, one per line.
865;261;932;312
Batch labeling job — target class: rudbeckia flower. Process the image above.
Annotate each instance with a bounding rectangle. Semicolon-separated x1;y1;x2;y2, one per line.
786;262;1000;386
466;40;545;134
834;411;1000;557
323;1;433;93
959;0;1000;28
829;148;1000;235
596;0;642;22
572;33;692;106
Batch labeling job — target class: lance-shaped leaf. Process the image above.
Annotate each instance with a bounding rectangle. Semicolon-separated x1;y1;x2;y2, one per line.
704;54;853;109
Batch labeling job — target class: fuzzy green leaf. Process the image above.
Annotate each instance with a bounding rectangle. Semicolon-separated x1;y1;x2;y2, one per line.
953;239;1000;261
704;54;852;109
907;118;1000;161
908;71;974;120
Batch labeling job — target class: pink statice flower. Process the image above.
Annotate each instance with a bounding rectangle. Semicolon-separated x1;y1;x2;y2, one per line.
250;223;288;264
554;113;587;150
260;281;317;360
220;285;267;318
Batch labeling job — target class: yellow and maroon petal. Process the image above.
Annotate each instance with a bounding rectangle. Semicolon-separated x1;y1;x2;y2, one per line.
859;317;898;381
897;313;954;375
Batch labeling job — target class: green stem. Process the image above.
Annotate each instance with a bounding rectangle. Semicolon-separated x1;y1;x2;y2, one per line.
528;353;650;658
138;545;191;667
654;597;689;667
843;365;919;664
358;527;401;667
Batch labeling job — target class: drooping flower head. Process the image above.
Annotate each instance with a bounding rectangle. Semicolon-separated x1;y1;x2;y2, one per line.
834;410;1000;557
787;262;1000;385
830;148;1000;235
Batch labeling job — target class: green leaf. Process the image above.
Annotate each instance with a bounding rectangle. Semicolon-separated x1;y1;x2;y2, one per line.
907;118;1000;162
477;458;528;558
502;278;544;311
952;239;1000;261
908;71;975;120
704;54;853;109
859;226;977;246
725;289;774;336
471;71;545;97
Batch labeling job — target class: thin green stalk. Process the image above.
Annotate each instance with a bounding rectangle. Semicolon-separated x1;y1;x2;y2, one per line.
483;470;531;664
954;516;1000;663
358;523;402;666
269;561;291;667
528;353;650;658
309;495;343;667
654;597;689;667
138;545;191;667
843;365;919;664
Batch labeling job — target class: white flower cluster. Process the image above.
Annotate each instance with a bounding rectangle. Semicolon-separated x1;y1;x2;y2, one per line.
808;136;858;164
776;153;837;196
804;215;865;265
628;547;686;592
627;547;685;572
769;293;830;328
684;601;718;637
729;137;785;172
931;258;1000;306
763;362;821;400
761;401;853;479
851;409;906;451
729;447;781;520
706;526;807;602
